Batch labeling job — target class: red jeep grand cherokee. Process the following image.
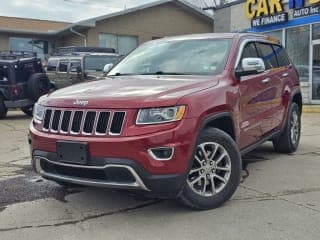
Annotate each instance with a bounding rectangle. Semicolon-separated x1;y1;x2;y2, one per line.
29;33;302;209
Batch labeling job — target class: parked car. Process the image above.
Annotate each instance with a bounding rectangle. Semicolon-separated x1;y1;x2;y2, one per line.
29;33;302;210
0;51;50;118
46;52;121;90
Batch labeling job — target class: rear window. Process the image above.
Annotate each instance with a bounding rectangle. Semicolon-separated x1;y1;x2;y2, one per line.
15;61;43;83
70;60;81;72
0;65;9;84
47;59;58;71
84;56;120;71
58;61;68;72
273;45;290;67
256;43;278;70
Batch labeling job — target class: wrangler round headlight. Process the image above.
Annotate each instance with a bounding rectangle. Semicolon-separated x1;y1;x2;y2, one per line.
136;106;185;125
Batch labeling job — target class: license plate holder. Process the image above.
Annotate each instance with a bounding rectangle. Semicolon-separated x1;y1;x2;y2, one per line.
57;141;88;164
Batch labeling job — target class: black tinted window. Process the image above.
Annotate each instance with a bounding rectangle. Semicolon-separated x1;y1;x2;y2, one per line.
241;42;259;59
16;61;42;83
273;45;290;67
0;65;8;83
257;43;278;70
84;56;120;71
47;59;58;71
70;60;81;72
58;61;68;72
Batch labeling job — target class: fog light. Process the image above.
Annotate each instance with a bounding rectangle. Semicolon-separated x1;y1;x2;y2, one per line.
148;147;174;161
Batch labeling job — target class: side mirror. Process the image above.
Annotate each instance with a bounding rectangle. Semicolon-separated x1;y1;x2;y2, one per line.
236;58;265;78
103;63;114;76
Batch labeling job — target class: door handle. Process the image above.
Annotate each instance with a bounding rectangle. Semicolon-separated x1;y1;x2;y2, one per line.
262;78;270;84
281;72;289;78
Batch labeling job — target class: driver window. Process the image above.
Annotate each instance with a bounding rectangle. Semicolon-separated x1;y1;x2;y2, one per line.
70;60;81;73
241;42;259;61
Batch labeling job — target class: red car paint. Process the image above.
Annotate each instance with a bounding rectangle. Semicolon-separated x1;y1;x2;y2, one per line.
29;33;300;188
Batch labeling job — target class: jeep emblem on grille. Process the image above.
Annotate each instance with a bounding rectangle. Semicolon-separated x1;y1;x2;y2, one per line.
73;99;89;106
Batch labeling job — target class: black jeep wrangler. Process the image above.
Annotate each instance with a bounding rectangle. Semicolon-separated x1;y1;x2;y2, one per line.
0;51;50;119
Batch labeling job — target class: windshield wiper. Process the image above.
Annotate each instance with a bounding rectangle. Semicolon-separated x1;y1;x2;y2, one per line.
108;72;133;76
141;71;186;75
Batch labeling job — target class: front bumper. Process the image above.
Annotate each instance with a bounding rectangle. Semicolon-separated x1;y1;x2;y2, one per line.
5;99;34;108
29;118;198;197
32;150;187;198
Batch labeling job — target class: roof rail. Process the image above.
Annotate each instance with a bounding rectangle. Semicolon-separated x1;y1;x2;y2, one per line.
0;51;37;60
57;46;116;55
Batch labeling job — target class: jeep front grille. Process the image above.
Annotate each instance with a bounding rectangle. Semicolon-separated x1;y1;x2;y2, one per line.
43;108;125;136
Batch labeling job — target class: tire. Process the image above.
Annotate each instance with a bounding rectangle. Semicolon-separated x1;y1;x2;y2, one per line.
27;73;50;101
179;128;241;210
273;102;301;153
21;106;33;116
0;95;8;119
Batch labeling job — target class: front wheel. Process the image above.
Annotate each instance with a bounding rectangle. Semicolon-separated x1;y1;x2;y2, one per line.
273;102;301;153
179;128;241;210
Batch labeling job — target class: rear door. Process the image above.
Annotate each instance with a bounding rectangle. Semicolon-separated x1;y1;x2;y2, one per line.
238;41;266;148
46;58;58;83
55;59;71;89
255;42;286;135
69;59;83;85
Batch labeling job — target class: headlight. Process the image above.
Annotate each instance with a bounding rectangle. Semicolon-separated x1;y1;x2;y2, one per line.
136;106;185;125
33;103;45;121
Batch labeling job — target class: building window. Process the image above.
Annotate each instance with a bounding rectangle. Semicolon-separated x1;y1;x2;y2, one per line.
9;37;49;61
286;26;310;82
99;34;138;55
312;23;320;40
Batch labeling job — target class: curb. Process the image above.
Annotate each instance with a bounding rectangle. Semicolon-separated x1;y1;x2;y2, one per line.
302;105;320;113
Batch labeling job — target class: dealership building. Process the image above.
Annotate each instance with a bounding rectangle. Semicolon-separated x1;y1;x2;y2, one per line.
0;0;213;59
215;0;320;104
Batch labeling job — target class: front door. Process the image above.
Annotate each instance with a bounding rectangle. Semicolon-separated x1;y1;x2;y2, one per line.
55;60;71;89
311;41;320;102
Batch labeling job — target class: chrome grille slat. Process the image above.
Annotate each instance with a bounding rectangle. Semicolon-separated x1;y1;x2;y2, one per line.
83;111;97;134
109;111;126;135
42;108;125;136
60;111;72;133
51;110;62;132
95;111;111;135
43;109;52;131
71;111;83;134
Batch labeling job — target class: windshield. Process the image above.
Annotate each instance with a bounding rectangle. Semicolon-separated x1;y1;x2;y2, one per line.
84;55;121;71
108;38;232;76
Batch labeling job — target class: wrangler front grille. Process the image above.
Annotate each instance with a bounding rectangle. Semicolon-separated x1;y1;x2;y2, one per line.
43;108;125;136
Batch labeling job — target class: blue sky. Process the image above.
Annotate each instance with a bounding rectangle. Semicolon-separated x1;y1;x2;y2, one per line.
0;0;215;23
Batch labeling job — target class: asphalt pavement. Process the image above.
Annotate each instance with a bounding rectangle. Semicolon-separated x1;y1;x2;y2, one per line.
0;111;319;240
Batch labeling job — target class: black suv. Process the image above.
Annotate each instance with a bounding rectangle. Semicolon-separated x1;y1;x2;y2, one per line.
0;51;50;118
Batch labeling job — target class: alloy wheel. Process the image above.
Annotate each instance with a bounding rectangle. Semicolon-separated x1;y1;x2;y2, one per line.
290;110;300;145
187;142;231;197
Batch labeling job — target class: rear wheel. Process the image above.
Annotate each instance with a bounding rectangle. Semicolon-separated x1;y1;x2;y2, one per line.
273;102;301;153
27;73;50;101
0;96;8;119
179;128;241;210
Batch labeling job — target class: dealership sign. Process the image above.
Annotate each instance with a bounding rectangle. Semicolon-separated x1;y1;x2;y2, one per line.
290;0;320;18
245;0;320;27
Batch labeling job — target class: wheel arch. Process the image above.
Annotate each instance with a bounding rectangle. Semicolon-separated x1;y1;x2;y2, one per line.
291;91;302;113
200;112;237;142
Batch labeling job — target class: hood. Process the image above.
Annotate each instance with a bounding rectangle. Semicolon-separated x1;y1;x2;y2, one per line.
40;75;220;108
